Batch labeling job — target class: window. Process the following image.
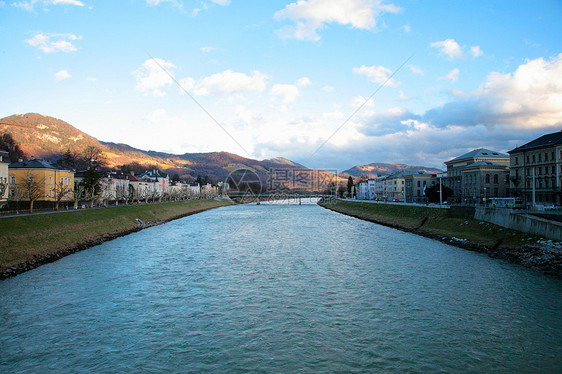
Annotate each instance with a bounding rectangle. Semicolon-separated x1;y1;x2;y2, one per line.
485;174;490;183
10;189;15;198
552;166;555;174
538;154;542;162
417;181;420;187
527;155;530;163
10;176;15;184
538;167;542;175
494;174;498;184
61;177;64;184
515;156;519;165
423;181;427;186
544;153;548;161
494;188;498;196
532;154;536;163
49;176;53;185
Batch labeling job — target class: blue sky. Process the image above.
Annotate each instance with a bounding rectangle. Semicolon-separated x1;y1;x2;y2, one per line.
1;0;561;171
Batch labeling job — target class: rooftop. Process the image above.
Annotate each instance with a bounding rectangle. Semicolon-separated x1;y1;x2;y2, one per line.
458;161;507;170
508;130;562;153
447;148;509;164
9;159;67;170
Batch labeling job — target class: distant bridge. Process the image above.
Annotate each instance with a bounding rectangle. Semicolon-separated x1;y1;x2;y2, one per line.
227;190;332;204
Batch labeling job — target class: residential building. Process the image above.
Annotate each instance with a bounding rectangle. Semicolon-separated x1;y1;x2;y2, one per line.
357;179;376;200
126;174;151;202
8;158;74;203
374;176;386;200
137;169;170;197
404;172;437;203
508;131;562;206
444;148;509;203
459;161;510;205
385;172;405;201
0;150;9;203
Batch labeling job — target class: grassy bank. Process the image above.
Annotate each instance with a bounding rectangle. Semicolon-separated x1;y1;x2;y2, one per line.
1;199;233;278
320;200;562;277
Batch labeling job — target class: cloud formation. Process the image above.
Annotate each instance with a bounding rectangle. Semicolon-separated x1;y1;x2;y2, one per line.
438;68;459;82
13;0;84;10
184;70;269;96
430;39;464;59
133;58;175;96
24;33;81;53
54;69;71;81
353;65;400;86
275;0;400;41
270;83;300;104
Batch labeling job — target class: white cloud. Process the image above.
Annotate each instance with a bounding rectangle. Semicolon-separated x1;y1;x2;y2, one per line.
133;58;175;96
55;69;71;82
471;46;483;57
275;0;401;41
270;84;300;104
297;77;312;87
402;24;410;32
352;95;375;108
210;0;229;4
24;33;81;53
438;68;459;82
323;85;335;92
430;39;464;59
200;46;216;53
353;64;400;87
13;0;84;10
410;65;424;75
189;70;269;96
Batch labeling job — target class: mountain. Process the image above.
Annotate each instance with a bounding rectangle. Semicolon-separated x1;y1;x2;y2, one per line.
343;162;442;179
0;113;339;188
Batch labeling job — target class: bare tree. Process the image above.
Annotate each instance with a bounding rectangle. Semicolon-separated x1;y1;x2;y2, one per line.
52;181;73;211
20;172;44;213
0;177;8;200
73;184;85;209
82;146;105;171
84;186;99;208
9;185;25;213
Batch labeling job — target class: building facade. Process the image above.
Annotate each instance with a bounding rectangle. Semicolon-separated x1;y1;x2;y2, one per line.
508;131;562;206
404;172;437;203
444;148;509;203
8;159;74;203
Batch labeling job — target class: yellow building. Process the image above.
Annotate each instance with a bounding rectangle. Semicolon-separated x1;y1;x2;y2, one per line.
8;158;74;203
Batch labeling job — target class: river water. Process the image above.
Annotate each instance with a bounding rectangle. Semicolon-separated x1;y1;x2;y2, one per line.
1;204;561;372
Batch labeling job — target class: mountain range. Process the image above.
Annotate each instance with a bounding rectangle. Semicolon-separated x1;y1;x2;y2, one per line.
0;113;441;184
342;163;442;179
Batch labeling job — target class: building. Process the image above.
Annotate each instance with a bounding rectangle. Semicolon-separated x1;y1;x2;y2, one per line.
385;172;405;201
137;169;170;197
508;131;562;206
357;179;376;200
0;150;9;204
8;158;74;205
459;161;510;205
444;148;509;203
404;172;437;203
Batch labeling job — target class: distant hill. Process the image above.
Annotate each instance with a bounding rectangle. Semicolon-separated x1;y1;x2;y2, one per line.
343;162;442;179
0;113;338;187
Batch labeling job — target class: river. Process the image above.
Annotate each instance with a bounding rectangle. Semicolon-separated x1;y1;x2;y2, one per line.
1;204;561;372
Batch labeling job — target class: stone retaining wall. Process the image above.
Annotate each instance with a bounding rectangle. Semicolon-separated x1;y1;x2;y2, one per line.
475;207;562;241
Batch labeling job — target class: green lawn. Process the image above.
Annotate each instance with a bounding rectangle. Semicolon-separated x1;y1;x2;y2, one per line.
0;199;233;269
320;200;540;250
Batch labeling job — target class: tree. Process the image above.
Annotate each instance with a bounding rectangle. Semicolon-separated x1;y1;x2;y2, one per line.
80;169;101;208
20;172;44;213
425;184;453;204
72;184;85;209
52;181;72;210
0;177;8;206
347;176;354;197
0;133;26;162
57;148;80;170
82;146;105;171
121;161;148;176
9;185;26;213
171;173;180;183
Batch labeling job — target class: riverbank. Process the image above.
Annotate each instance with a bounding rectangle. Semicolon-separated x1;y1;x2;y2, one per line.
0;199;233;280
320;200;562;277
